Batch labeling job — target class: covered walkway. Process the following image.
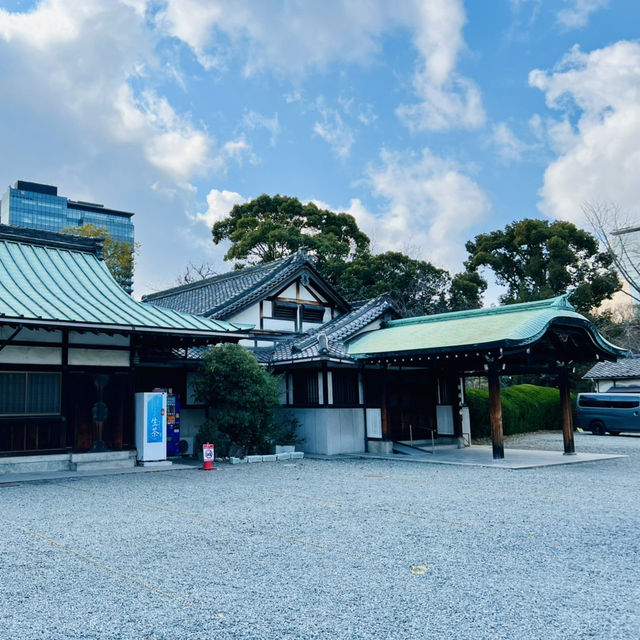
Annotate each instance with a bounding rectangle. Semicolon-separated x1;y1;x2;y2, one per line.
349;295;626;459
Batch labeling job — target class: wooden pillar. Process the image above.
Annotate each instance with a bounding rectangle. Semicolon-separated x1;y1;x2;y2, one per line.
381;365;390;439
487;369;504;459
559;369;575;455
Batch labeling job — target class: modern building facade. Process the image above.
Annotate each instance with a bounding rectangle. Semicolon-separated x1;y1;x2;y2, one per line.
0;180;134;244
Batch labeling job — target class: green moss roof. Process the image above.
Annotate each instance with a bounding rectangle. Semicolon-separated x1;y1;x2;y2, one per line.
0;227;250;336
347;295;624;359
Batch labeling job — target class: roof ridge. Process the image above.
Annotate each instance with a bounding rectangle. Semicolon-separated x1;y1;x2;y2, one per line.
142;254;297;301
207;251;311;317
292;295;391;349
0;224;104;258
387;294;575;328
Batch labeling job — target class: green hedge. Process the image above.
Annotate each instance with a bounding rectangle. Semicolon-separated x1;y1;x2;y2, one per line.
466;384;573;439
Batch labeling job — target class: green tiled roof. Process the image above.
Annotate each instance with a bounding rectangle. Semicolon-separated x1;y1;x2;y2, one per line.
348;295;624;358
0;227;250;336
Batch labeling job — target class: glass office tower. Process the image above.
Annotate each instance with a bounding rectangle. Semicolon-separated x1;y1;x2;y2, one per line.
0;180;134;244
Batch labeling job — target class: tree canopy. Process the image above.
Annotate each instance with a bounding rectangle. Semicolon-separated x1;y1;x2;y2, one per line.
61;223;136;292
337;251;449;316
212;194;369;284
465;218;621;313
211;193;486;314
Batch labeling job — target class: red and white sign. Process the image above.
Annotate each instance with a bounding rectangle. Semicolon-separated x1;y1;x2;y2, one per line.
203;443;214;461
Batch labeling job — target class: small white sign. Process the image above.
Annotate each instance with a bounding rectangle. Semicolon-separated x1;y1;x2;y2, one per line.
203;444;214;461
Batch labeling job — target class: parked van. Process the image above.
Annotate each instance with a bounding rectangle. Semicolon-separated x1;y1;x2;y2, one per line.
576;393;640;435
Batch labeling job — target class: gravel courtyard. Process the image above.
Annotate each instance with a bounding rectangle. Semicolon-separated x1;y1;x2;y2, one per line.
1;432;639;640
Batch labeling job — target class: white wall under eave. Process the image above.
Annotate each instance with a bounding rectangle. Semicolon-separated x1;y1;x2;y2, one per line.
228;302;261;326
275;407;365;455
597;378;640;391
68;348;130;367
69;332;130;346
0;345;61;365
0;327;62;343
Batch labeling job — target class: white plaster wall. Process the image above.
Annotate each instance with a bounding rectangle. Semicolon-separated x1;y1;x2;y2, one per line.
229;303;260;325
69;332;130;346
179;408;207;438
0;345;61;365
597;378;640;391
277;407;365;455
307;283;328;303
263;318;296;331
297;284;317;301
280;283;297;298
68;348;129;367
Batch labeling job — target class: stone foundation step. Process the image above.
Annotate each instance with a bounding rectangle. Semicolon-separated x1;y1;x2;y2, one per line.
70;451;137;472
0;453;71;475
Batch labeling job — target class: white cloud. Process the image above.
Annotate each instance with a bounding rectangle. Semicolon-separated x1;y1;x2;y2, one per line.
242;111;280;146
313;102;355;159
530;41;640;223
348;149;490;271
158;0;483;132
396;0;485;131
0;0;243;184
556;0;609;30
490;122;529;162
193;188;246;227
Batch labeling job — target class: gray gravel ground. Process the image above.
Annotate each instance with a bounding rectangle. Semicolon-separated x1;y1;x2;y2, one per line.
1;431;639;640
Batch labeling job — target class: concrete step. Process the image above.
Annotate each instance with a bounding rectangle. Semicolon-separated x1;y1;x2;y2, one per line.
70;450;136;472
0;453;71;475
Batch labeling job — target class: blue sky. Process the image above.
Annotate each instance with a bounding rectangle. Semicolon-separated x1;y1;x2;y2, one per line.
0;0;638;300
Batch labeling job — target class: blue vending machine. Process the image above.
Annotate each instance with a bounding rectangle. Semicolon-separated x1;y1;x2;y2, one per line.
165;390;181;456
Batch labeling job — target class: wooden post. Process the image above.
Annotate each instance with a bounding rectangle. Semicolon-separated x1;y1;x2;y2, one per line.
381;365;390;439
559;369;575;455
487;369;504;459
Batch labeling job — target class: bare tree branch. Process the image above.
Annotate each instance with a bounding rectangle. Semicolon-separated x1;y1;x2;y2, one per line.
582;201;640;304
176;262;217;285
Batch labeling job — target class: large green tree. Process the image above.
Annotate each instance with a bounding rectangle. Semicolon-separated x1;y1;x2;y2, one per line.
337;251;451;317
465;218;621;313
211;193;486;313
212;194;369;285
61;223;136;292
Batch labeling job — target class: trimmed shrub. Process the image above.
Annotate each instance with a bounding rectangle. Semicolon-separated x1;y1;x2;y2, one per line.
466;383;573;439
195;344;281;454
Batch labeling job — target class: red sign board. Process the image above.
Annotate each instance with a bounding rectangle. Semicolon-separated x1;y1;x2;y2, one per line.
202;443;214;461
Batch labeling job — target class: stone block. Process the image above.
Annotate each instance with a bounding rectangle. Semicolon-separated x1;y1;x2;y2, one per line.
290;451;304;459
275;445;295;454
261;454;277;462
247;455;263;463
368;440;393;454
275;452;291;461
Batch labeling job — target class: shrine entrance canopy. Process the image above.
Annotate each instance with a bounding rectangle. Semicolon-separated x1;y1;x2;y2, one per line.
347;295;625;375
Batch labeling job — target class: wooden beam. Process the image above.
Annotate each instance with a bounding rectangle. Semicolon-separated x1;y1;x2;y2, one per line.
487;369;504;459
559;368;575;455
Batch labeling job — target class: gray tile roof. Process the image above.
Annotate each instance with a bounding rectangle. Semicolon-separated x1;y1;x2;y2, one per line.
143;248;348;319
268;296;395;365
584;356;640;379
167;296;395;365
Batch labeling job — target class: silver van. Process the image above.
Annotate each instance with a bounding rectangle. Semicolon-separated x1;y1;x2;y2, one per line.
576;393;640;435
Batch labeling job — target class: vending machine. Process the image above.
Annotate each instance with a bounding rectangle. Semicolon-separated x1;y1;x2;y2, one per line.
135;391;167;463
165;392;181;457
